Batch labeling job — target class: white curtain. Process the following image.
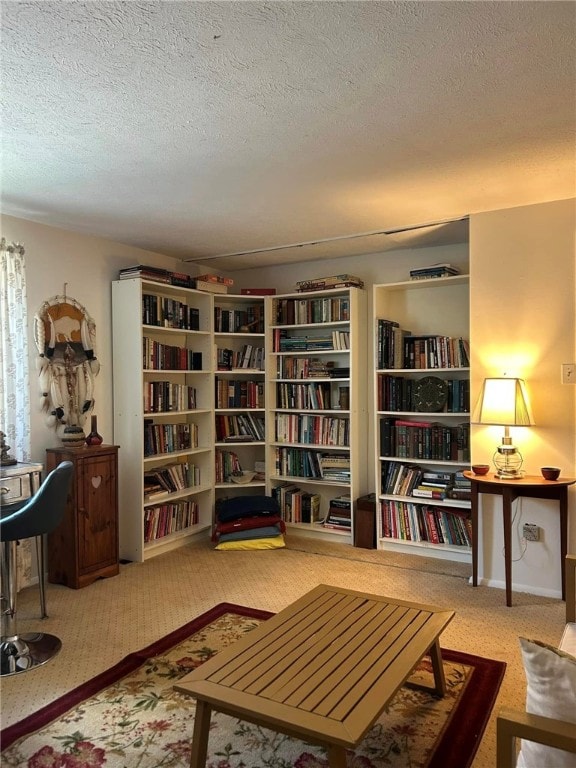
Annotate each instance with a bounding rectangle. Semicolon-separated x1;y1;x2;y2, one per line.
1;238;33;586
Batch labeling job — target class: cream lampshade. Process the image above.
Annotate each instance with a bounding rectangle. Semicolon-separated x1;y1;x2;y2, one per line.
472;377;534;478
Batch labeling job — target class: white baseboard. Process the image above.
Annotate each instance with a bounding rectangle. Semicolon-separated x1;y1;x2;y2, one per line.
467;575;562;600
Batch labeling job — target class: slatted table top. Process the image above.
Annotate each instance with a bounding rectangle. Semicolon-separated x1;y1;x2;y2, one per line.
175;584;454;750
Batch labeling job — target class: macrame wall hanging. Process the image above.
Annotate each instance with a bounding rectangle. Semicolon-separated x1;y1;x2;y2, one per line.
34;287;100;445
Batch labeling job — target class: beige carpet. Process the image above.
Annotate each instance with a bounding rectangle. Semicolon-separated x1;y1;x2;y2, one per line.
1;533;566;767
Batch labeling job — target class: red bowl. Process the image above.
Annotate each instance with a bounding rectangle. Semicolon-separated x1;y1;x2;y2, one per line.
472;464;490;476
541;467;561;481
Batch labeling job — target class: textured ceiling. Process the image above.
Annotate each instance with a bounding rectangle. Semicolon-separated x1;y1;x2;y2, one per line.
2;1;575;270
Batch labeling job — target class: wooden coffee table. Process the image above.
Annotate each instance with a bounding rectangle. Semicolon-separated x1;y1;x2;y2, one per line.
175;584;454;767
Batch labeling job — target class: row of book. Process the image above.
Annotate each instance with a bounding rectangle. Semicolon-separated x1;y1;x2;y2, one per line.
274;296;351;325
215;412;266;442
215;378;264;409
214;450;242;483
377;374;470;413
143;338;203;371
376;319;470;370
275;414;349;447
324;496;352;530
214;305;264;334
380;418;470;462
380;500;471;547
142;294;200;330
276;381;332;410
214;454;265;484
143;461;200;498
409;263;460;281
275;331;349;353
144;500;199;542
276;357;338;379
381;463;471;500
406;335;470;369
143;421;198;457
272;483;321;524
216;345;265;371
295;274;364;292
274;447;350;482
143;382;198;413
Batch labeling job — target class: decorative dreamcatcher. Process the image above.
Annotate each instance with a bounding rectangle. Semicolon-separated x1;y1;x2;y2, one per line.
34;288;100;433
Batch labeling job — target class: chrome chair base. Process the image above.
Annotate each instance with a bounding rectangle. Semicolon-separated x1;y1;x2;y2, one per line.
1;632;62;676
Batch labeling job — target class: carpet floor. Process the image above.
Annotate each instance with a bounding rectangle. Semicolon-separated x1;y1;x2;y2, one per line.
1;603;505;767
0;534;567;766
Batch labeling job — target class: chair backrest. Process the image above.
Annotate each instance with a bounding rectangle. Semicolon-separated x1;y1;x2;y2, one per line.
0;461;74;541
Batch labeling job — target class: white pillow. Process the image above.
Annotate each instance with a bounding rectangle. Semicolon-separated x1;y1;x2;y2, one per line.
517;637;576;768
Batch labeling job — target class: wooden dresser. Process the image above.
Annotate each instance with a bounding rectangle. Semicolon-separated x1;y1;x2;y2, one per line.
46;444;119;589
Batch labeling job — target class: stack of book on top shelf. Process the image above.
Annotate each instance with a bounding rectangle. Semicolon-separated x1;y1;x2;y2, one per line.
212;495;286;550
324;496;352;530
409;263;460;281
296;274;364;292
194;274;233;293
119;265;173;283
118;265;196;288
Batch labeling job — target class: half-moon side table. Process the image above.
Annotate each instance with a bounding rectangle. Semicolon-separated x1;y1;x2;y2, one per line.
464;471;576;607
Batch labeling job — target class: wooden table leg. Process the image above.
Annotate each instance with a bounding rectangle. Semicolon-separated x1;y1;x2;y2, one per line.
428;640;447;697
471;480;479;587
326;744;348;768
502;488;513;607
559;488;568;601
190;699;212;768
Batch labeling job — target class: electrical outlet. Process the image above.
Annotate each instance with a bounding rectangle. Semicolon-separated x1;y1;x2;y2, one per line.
523;523;540;541
561;363;575;384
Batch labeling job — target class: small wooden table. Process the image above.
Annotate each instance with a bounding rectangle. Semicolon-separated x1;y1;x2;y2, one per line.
464;471;576;607
175;584;454;768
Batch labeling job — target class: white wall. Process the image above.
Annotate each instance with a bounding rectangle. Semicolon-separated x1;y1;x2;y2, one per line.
470;198;576;597
0;214;198;464
231;243;469;294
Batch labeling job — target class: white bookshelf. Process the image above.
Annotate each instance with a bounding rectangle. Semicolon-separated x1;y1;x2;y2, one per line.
112;279;214;561
373;275;472;562
266;287;369;541
213;293;267;506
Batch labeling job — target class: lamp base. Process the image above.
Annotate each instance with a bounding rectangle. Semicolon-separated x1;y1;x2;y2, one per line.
495;468;525;480
493;443;524;479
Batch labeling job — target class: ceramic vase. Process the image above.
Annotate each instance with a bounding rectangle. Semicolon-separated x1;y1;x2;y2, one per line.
85;415;103;446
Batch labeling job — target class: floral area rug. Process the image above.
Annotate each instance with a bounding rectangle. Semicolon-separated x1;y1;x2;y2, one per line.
1;603;505;768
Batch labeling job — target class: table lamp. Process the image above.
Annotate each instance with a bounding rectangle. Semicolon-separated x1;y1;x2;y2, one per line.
472;377;534;478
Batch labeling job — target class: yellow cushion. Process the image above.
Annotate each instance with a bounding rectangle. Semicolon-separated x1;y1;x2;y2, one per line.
215;535;285;551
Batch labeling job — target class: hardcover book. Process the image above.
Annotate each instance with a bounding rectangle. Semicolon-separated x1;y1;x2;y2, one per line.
240;287;277;295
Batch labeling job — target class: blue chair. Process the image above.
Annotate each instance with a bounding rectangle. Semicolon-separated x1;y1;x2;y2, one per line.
1;461;73;676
